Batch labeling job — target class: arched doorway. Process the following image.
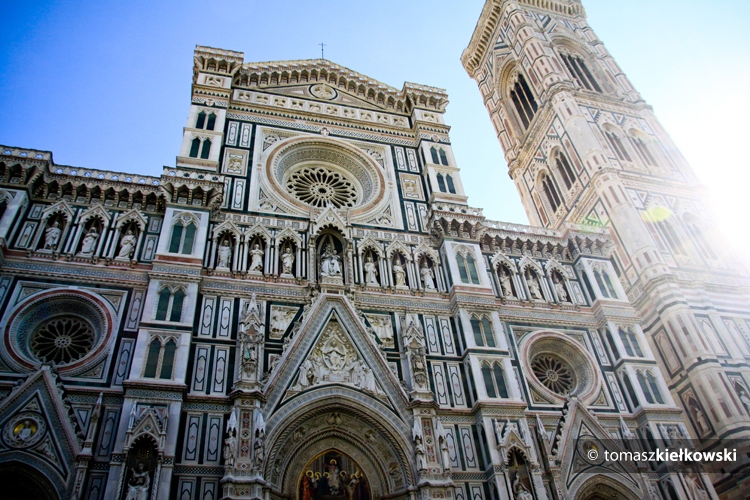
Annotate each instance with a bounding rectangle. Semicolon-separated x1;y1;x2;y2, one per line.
574;475;641;500
299;449;370;500
0;461;59;500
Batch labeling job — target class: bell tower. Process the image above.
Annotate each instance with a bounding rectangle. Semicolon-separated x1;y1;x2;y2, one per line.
463;0;750;493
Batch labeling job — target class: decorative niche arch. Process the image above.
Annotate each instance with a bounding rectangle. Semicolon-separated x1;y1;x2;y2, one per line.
492;251;520;299
497;61;539;135
315;230;348;282
544;259;573;303
518;256;550;302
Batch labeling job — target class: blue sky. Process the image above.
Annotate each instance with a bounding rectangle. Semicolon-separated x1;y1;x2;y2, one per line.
1;0;748;254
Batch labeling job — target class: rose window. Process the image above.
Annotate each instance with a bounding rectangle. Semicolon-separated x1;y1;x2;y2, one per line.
286;166;358;208
531;353;576;395
30;317;95;365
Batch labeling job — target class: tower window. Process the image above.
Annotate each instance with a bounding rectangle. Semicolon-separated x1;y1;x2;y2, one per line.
206;113;216;131
637;370;664;404
630;136;657;166
481;362;508;398
430;147;439;164
605;131;632;162
154;287;187;322
684;218;716;259
200;139;211;159
169;218;197;254
560;53;602;93
541;172;561;213
196;111;206;129
189;138;201;158
143;337;178;379
439;148;448;166
618;327;644;357
655;220;685;255
436;173;446;192
446;174;456;194
510;73;538;130
555;152;576;190
470;315;495;347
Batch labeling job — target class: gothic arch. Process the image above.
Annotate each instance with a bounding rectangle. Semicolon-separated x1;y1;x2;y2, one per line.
570;474;642;500
264;388;415;498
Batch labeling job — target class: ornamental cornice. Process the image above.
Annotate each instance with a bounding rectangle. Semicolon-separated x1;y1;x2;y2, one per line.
232;58;448;113
1;260;150;284
225;106;418;145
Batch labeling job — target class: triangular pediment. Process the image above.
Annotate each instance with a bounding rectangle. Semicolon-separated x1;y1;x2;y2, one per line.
0;367;82;490
264;294;409;419
552;399;640;495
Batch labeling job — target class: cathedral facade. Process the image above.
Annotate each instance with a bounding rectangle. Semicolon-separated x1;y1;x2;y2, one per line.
0;1;743;499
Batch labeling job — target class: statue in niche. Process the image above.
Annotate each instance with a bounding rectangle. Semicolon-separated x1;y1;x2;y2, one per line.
690;401;709;435
413;420;427;471
117;229;137;260
249;243;264;272
281;246;295;276
553;274;568;302
409;346;429;390
685;471;709;500
253;429;265;469
125;463;150;500
499;268;515;298
364;255;379;285
217;238;232;270
223;434;237;468
79;226;99;256
525;269;543;300
512;474;533;500
393;257;407;288
44;221;62;250
420;261;435;290
320;243;342;277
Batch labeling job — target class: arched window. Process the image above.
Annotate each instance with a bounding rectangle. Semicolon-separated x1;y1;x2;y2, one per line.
510;73;538;130
206;112;216;131
622;372;639;410
470;315;495;347
144;338;161;378
482;362;508;398
655;219;685;255
200;139;211;159
155;287;171;320
430;147;439;164
593;266;617;298
159;339;177;379
684;217;716;259
439;148;448;166
189;137;201;158
605;329;620;359
555;152;576;190
196;111;206;129
466;253;480;284
630;135;657;166
169;218;197;254
155;287;187;323
436;173;446;193
637;371;664;404
560;53;602;92
446;175;456;194
541;173;561;212
170;289;186;322
605;130;632;162
618;327;643;357
143;337;178;380
456;253;468;283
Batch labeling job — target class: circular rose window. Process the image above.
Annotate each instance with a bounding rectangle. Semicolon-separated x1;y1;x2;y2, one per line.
30;317;95;365
531;354;576;395
286;165;358;208
520;331;601;404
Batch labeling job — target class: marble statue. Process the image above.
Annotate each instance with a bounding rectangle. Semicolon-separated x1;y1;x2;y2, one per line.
79;227;99;256
44;221;62;250
249;244;264;272
117;229;137;259
364;255;379;285
393;259;406;287
281;246;295;276
217;239;231;269
320;243;342;277
420;261;435;290
125;463;150;500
